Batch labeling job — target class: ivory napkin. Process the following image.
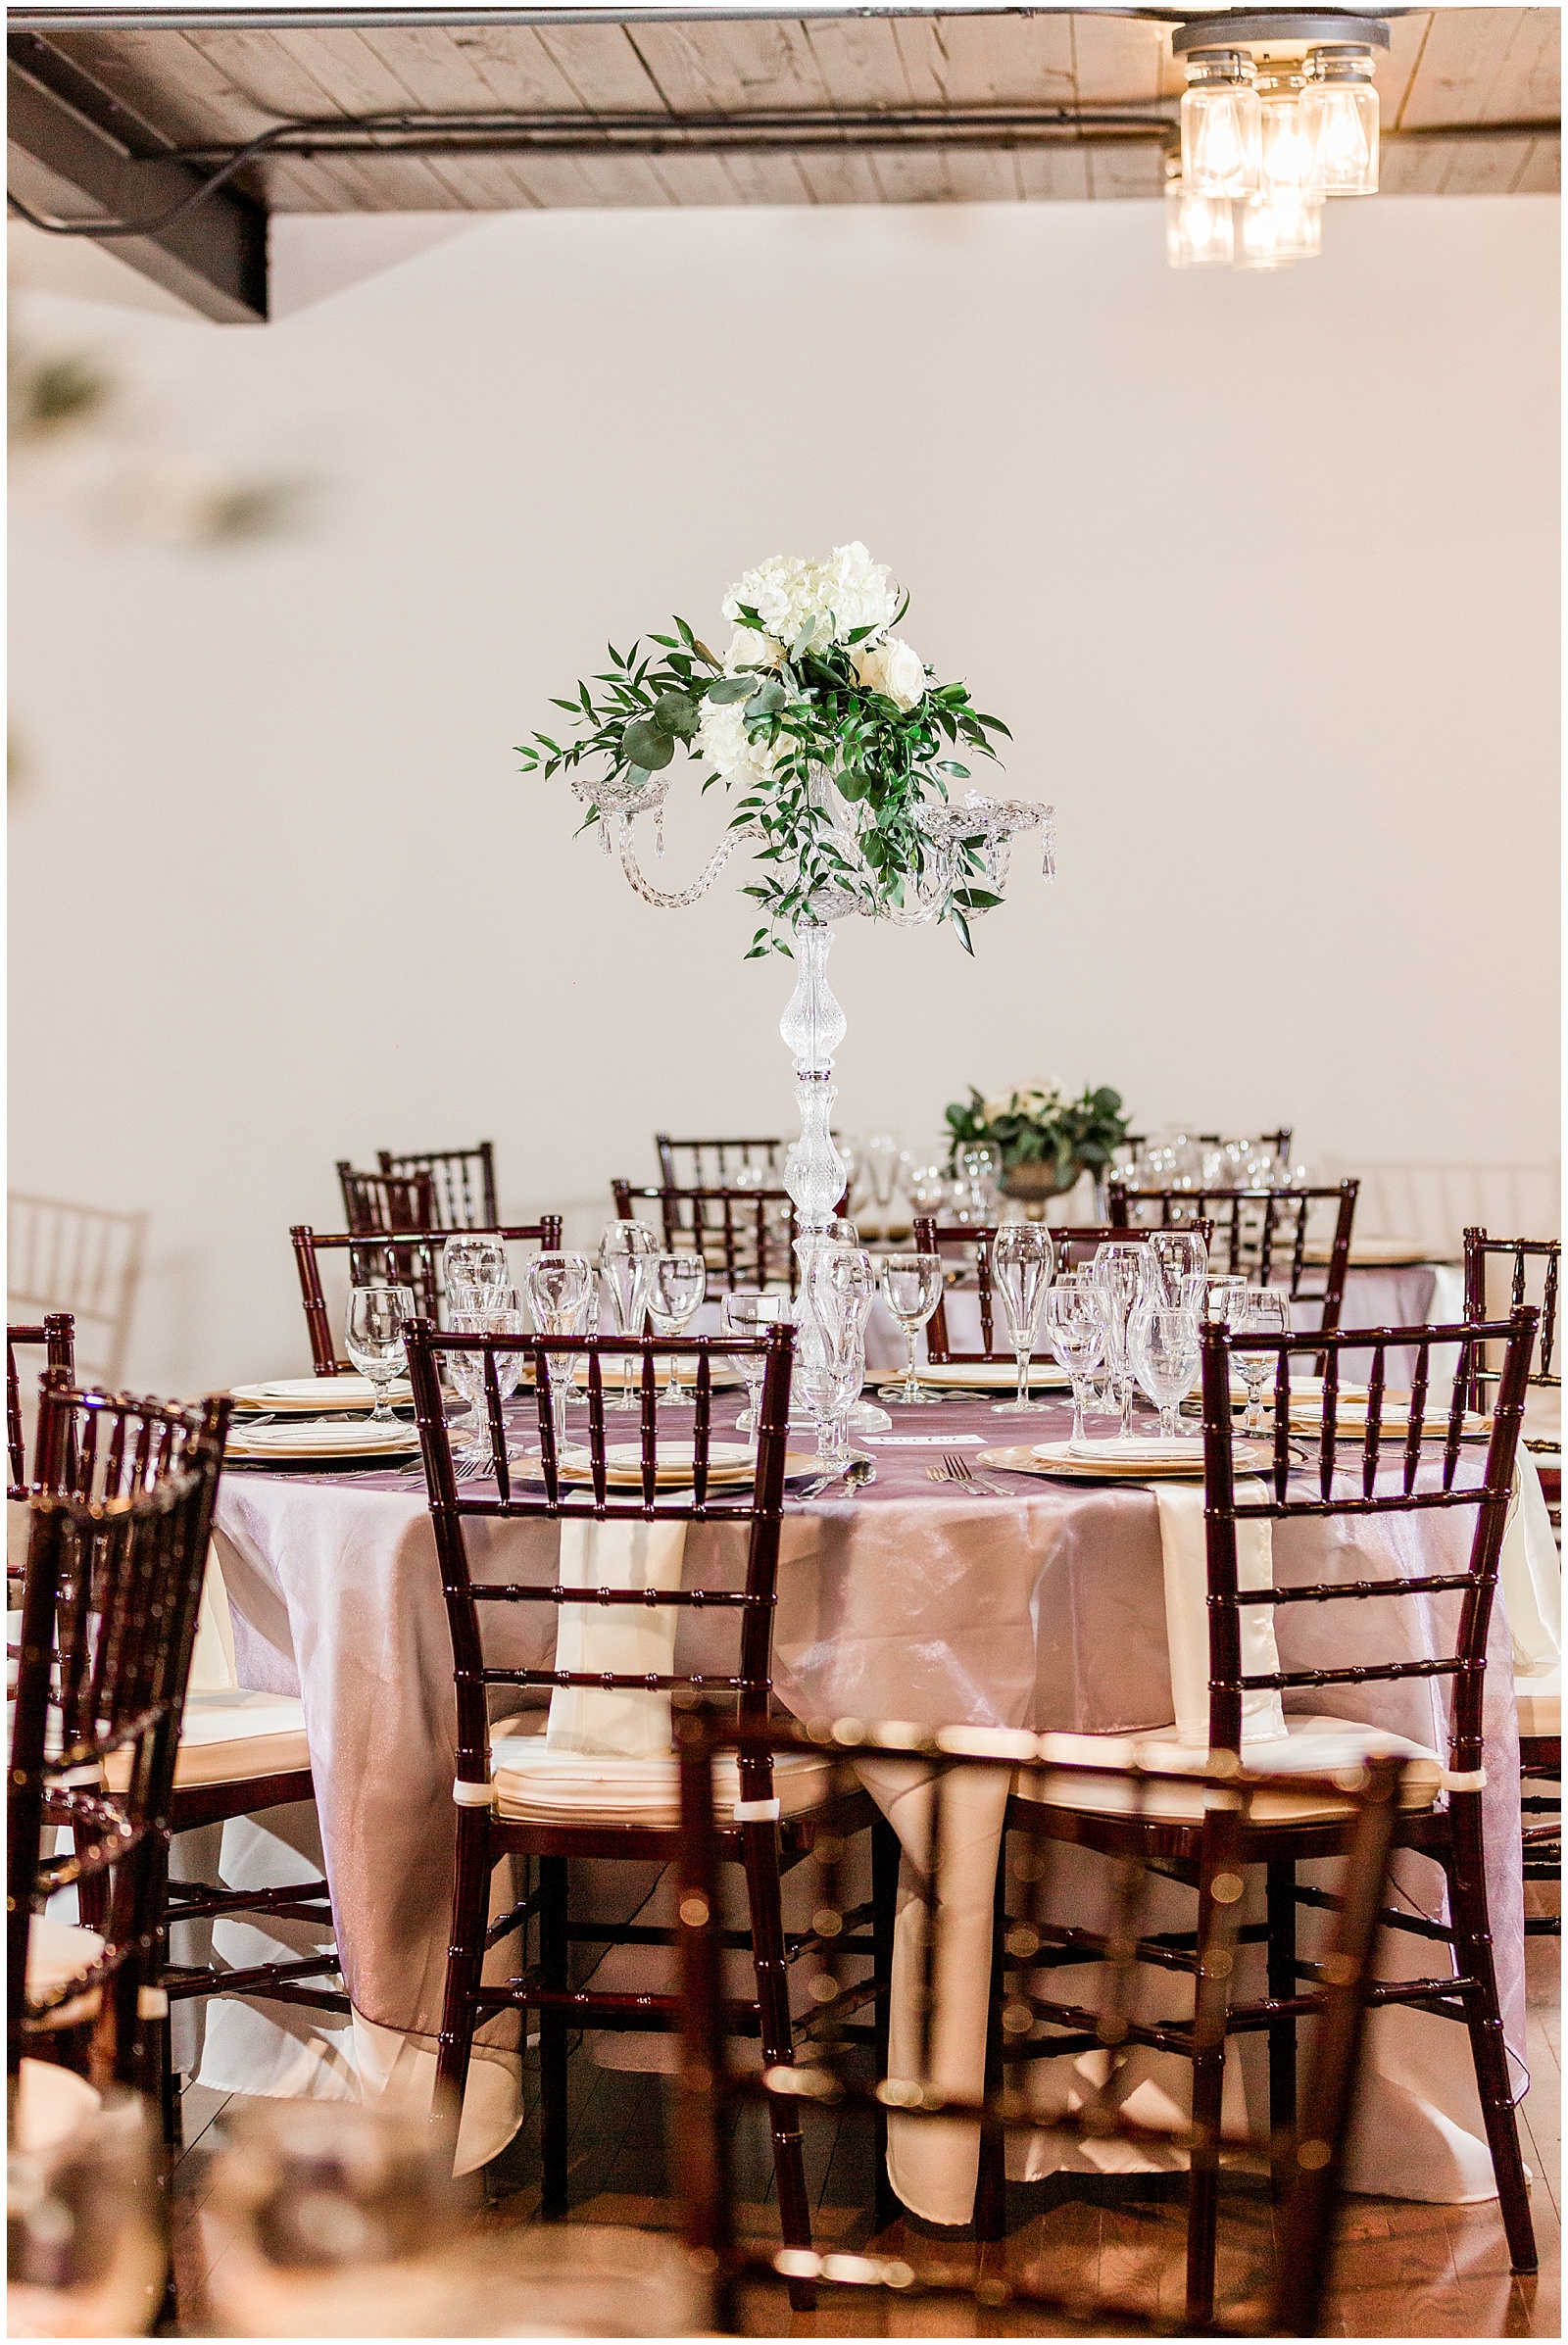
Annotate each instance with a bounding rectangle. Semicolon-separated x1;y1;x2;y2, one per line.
1152;1481;1288;1749
544;1518;686;1758
1501;1452;1561;1680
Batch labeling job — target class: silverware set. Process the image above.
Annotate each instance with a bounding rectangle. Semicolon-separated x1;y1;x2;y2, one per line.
926;1451;1011;1496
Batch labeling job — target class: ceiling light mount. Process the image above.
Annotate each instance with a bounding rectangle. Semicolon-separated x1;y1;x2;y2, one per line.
1172;15;1392;64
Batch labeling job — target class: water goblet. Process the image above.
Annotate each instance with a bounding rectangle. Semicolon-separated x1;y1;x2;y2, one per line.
722;1291;791;1441
345;1285;415;1421
1143;1229;1209;1310
525;1251;596;1441
1042;1285;1110;1447
1222;1285;1291;1433
959;1142;1004;1219
1206;1273;1248;1323
800;1352;862;1474
443;1234;507;1310
877;1252;945;1405
599;1220;659;1411
991;1224;1055;1415
864;1132;902;1232
647;1253;707;1401
448;1292;524;1460
1092;1243;1145;1436
1129;1303;1202;1441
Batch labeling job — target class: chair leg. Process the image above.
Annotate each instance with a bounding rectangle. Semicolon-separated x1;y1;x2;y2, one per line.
974;1845;1007;2244
435;1808;492;2122
1266;1859;1298;2192
1446;1809;1538;2272
537;1854;570;2223
740;1821;816;2314
870;1816;900;2233
1185;1846;1237;2332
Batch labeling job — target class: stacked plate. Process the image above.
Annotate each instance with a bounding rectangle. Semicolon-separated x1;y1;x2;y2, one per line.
229;1376;414;1414
910;1361;1069;1393
515;1440;816;1490
225;1416;419;1464
977;1437;1275;1483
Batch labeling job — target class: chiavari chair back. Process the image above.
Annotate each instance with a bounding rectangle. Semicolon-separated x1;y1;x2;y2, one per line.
8;1313;74;1501
335;1162;436;1237
655;1134;784;1190
613;1179;798;1293
403;1318;886;2301
1108;1178;1359;1328
1463;1227;1559;1470
290;1218;564;1374
7;1195;147;1391
672;1709;1405;2338
911;1218;1214;1362
9;1376;228;2096
377;1142;498;1231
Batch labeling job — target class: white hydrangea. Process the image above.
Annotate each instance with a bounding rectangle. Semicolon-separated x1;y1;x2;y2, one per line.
697;695;776;785
720;541;900;652
854;635;927;710
722;626;783;674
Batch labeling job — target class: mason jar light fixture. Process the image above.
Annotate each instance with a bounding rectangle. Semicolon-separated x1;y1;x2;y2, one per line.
1164;159;1236;269
1255;62;1314;194
1181;49;1262;197
1234;185;1325;269
1301;43;1381;194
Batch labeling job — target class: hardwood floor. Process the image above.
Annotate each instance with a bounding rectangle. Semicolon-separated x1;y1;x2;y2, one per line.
169;1935;1560;2336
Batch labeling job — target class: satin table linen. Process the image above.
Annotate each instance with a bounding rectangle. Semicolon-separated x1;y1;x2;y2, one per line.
210;1392;1531;2205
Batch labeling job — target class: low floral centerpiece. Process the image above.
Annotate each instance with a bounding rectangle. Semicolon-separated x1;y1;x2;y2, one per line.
945;1083;1132;1201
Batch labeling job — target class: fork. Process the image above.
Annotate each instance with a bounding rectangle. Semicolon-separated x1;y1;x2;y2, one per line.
928;1452;1009;1496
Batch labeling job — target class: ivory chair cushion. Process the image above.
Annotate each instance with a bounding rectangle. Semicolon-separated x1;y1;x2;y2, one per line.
1516;1665;1561;1742
1016;1714;1448;1829
25;1915;107;2028
490;1717;848;1827
103;1690;311;1793
13;2057;102;2152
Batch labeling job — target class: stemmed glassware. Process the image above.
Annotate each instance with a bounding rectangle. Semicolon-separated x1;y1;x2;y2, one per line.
864;1132;902;1234
646;1253;707;1401
448;1289;525;1460
1142;1229;1209;1310
722;1291;792;1443
524;1252;597;1445
1222;1285;1292;1433
1091;1243;1145;1439
804;1244;876;1470
1042;1284;1110;1447
958;1142;1004;1221
443;1234;507;1311
599;1220;658;1411
991;1224;1055;1415
1129;1304;1202;1441
877;1252;945;1405
345;1285;415;1421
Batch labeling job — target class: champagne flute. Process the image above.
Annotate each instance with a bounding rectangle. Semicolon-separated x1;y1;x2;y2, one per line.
1042;1284;1109;1447
599;1220;658;1412
877;1252;945;1405
722;1291;791;1442
991;1224;1055;1415
344;1285;415;1421
1129;1303;1202;1441
647;1253;707;1402
1223;1285;1291;1433
525;1252;596;1444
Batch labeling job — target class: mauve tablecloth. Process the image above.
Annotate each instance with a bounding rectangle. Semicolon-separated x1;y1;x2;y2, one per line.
209;1388;1532;2202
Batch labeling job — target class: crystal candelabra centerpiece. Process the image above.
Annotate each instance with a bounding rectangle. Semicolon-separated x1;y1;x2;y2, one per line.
521;542;1055;1409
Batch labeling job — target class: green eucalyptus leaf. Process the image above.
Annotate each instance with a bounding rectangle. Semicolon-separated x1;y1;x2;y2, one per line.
654;691;699;739
620;720;674;771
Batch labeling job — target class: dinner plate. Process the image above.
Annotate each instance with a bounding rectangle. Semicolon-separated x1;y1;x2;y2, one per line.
517;1359;747;1391
225;1417;419;1462
230;1377;414;1414
1014;1437;1276;1482
514;1441;818;1490
910;1361;1070;1392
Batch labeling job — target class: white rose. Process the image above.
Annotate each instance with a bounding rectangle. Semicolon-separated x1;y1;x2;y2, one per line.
722;626;783;674
698;696;775;785
981;1093;1018;1125
854;635;927;711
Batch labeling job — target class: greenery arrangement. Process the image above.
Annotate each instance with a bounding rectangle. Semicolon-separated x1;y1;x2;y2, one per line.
516;542;1011;958
945;1084;1132;1189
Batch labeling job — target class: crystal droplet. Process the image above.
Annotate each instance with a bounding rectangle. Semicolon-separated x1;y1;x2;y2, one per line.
655;806;665;859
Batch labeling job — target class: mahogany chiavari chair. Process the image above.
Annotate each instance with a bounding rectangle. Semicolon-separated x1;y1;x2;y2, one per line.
1108;1177;1359;1332
978;1305;1540;2322
612;1179;799;1294
8;1312;75;1500
290;1217;564;1374
672;1709;1406;2338
655;1134;784;1190
912;1218;1215;1363
9;1376;228;2115
1116;1126;1296;1171
335;1162;437;1236
378;1142;498;1231
7;1194;147;1391
1464;1228;1561;1936
403;1317;893;2306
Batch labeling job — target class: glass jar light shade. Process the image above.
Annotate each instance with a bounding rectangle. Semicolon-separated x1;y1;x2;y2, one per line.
1181;55;1261;198
1301;49;1379;195
1235;186;1324;269
1257;75;1312;194
1165;176;1235;269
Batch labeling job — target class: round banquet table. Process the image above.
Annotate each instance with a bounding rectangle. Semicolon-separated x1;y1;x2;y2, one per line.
205;1384;1534;2211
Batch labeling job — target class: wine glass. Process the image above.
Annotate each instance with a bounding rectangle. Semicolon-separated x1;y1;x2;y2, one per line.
991;1224;1055;1416
345;1286;415;1421
647;1253;707;1401
1042;1284;1110;1447
878;1252;945;1405
864;1132;902;1233
1143;1229;1209;1310
1206;1272;1248;1323
959;1142;1004;1219
1129;1303;1202;1441
1222;1285;1292;1433
806;1245;876;1465
443;1234;507;1312
448;1293;525;1461
1092;1243;1145;1438
525;1252;596;1443
599;1220;658;1412
722;1291;791;1441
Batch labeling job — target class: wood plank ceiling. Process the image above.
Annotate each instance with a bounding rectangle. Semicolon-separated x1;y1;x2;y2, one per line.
9;6;1561;217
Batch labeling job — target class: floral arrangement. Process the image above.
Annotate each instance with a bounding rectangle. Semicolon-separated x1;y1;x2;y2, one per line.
945;1083;1132;1189
516;542;1011;958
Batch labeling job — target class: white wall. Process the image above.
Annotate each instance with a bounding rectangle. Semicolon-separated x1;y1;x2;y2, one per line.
8;193;1559;1395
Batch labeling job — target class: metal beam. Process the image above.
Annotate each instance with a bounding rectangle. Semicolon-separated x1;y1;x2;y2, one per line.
7;52;267;322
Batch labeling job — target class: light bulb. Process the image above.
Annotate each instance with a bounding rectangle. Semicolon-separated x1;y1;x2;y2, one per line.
1165;174;1235;269
1301;46;1379;195
1234;187;1324;270
1257;68;1311;195
1181;52;1261;198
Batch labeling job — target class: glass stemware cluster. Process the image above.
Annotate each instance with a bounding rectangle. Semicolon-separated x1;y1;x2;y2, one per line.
803;1244;876;1468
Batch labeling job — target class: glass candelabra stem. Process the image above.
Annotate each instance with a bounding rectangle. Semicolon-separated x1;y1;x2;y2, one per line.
780;921;850;1404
